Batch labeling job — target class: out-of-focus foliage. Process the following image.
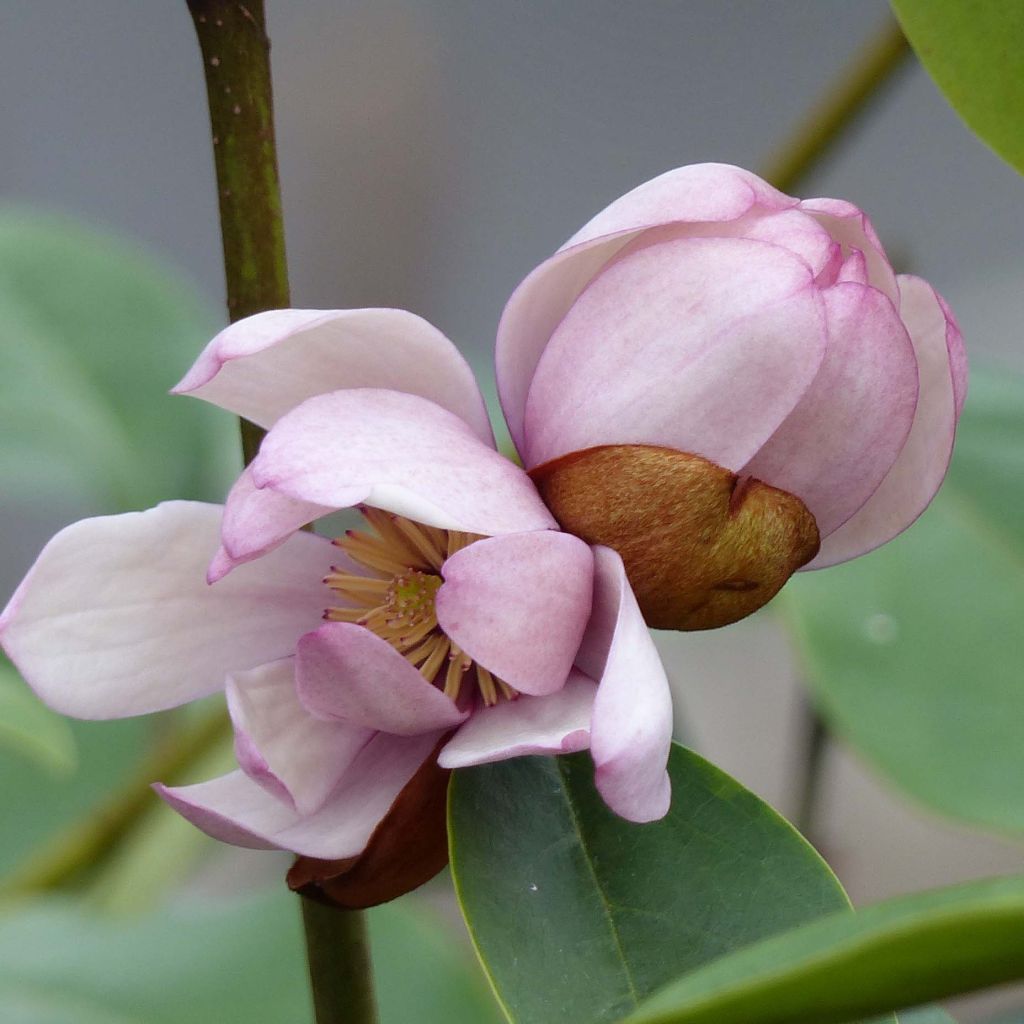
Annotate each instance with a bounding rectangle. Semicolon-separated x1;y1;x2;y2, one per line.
450;743;894;1024
0;657;74;776
891;1;1024;176
783;370;1024;833
627;874;1024;1024
0;889;499;1024
0;209;235;509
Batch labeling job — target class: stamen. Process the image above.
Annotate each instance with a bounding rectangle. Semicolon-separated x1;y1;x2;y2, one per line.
324;509;518;707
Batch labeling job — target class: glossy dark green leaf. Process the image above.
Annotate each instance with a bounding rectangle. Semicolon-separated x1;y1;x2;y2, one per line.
891;2;1024;175
783;370;1024;832
0;210;235;510
449;744;892;1024
627;874;1024;1024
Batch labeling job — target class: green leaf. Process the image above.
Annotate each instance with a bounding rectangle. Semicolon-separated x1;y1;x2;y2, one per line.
626;874;1024;1024
782;369;1024;832
0;209;235;510
890;2;1024;175
0;890;501;1024
449;744;893;1024
0;658;75;775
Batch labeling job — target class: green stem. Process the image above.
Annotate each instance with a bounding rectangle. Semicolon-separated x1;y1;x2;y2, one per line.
187;0;291;462
302;897;380;1024
761;17;911;192
186;5;378;1022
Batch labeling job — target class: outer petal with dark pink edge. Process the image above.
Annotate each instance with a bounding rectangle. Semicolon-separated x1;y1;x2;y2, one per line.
175;308;494;445
496;164;796;452
809;276;967;568
438;670;596;768
576;546;672;823
219;389;556;568
435;531;593;696
226;658;372;815
522;237;827;470
743;282;919;537
296;623;468;735
0;502;332;719
155;730;441;859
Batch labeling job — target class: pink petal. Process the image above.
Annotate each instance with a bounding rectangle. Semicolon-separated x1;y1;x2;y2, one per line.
743;282;919;537
799;197;898;304
496;164;796;453
576;547;673;823
175;308;494;445
0;502;332;719
155;729;441;859
296;623;467;736
212;464;336;578
808;275;965;568
435;531;593;696
226;657;372;815
220;390;556;567
522;236;828;471
438;670;596;768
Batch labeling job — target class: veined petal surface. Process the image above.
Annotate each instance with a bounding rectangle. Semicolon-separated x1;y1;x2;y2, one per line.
0;502;332;718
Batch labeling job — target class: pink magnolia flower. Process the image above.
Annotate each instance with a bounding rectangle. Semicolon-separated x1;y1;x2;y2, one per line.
0;163;965;891
499;163;966;629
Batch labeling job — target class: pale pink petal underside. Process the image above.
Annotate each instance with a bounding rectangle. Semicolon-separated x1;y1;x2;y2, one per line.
0;502;332;719
438;670;596;768
808;275;965;567
155;730;441;859
175;307;494;445
435;531;593;696
226;657;372;815
743;282;919;537
576;546;673;823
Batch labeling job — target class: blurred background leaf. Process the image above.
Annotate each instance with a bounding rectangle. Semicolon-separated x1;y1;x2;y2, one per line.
0;655;75;775
783;368;1024;835
0;889;500;1024
0;209;235;510
890;1;1024;176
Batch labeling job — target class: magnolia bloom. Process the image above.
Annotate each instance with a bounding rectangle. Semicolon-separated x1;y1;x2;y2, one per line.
0;308;674;886
0;163;964;896
499;163;966;628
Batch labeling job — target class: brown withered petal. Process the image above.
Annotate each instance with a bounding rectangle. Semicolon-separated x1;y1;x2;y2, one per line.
287;737;452;909
530;444;820;631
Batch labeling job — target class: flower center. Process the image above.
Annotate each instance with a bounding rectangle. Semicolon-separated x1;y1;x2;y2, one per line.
322;507;516;706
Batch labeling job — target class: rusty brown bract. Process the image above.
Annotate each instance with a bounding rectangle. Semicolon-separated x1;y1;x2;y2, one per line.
531;445;820;631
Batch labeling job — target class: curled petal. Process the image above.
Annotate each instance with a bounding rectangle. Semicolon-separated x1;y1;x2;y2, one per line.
497;164;796;453
296;623;468;736
438;670;596;768
523;236;827;470
799;197;898;304
0;502;332;719
435;531;593;696
576;546;673;823
219;389;556;568
175;308;494;445
809;276;966;567
155;729;442;860
743;282;919;537
227;658;372;815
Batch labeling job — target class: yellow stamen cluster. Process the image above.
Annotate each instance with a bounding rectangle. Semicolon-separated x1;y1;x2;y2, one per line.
323;507;516;706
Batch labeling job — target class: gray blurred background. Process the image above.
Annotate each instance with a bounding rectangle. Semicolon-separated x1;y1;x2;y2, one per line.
2;2;1022;1019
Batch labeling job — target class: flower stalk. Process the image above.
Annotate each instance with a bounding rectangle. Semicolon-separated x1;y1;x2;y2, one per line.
186;3;378;1020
